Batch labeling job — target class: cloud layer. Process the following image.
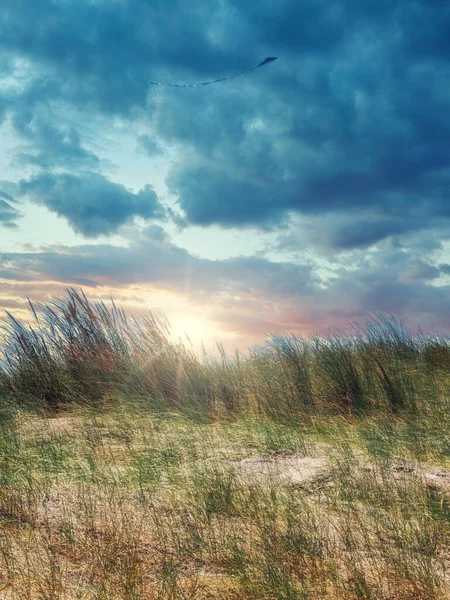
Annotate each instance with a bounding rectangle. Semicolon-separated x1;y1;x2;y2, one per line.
2;227;450;346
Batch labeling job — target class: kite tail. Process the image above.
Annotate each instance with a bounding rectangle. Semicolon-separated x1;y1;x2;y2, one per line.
149;57;278;88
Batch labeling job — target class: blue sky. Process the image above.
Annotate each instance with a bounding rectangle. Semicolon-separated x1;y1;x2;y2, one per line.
1;0;450;349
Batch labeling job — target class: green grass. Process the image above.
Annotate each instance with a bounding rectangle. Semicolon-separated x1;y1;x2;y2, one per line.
0;290;449;598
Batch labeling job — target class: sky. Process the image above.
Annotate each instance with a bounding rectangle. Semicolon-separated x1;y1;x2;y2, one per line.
1;0;450;351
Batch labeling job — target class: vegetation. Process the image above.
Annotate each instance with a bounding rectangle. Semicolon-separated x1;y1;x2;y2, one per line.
0;289;449;598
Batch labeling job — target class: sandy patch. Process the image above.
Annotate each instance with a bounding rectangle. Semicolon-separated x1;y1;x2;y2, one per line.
235;448;450;494
391;462;450;493
234;454;329;485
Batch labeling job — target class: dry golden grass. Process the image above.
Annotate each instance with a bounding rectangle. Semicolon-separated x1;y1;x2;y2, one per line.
0;408;448;599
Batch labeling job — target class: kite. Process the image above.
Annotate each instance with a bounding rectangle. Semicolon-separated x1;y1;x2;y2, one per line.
149;57;278;88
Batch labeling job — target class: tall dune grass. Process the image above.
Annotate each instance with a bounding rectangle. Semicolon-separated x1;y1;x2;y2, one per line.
1;289;449;422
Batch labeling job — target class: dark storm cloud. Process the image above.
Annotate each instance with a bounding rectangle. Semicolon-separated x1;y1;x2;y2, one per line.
167;166;285;228
19;172;165;237
1;0;450;252
154;1;450;246
1;0;242;115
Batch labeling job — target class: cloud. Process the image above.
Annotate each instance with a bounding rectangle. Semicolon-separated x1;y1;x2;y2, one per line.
167;165;285;228
0;188;16;204
13;113;100;170
272;211;450;257
0;198;21;229
19;172;166;237
0;183;21;227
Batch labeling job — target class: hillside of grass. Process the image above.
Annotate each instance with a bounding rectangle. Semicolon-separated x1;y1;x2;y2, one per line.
0;290;449;599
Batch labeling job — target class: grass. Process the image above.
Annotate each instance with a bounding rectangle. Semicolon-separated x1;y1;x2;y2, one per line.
0;290;449;598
